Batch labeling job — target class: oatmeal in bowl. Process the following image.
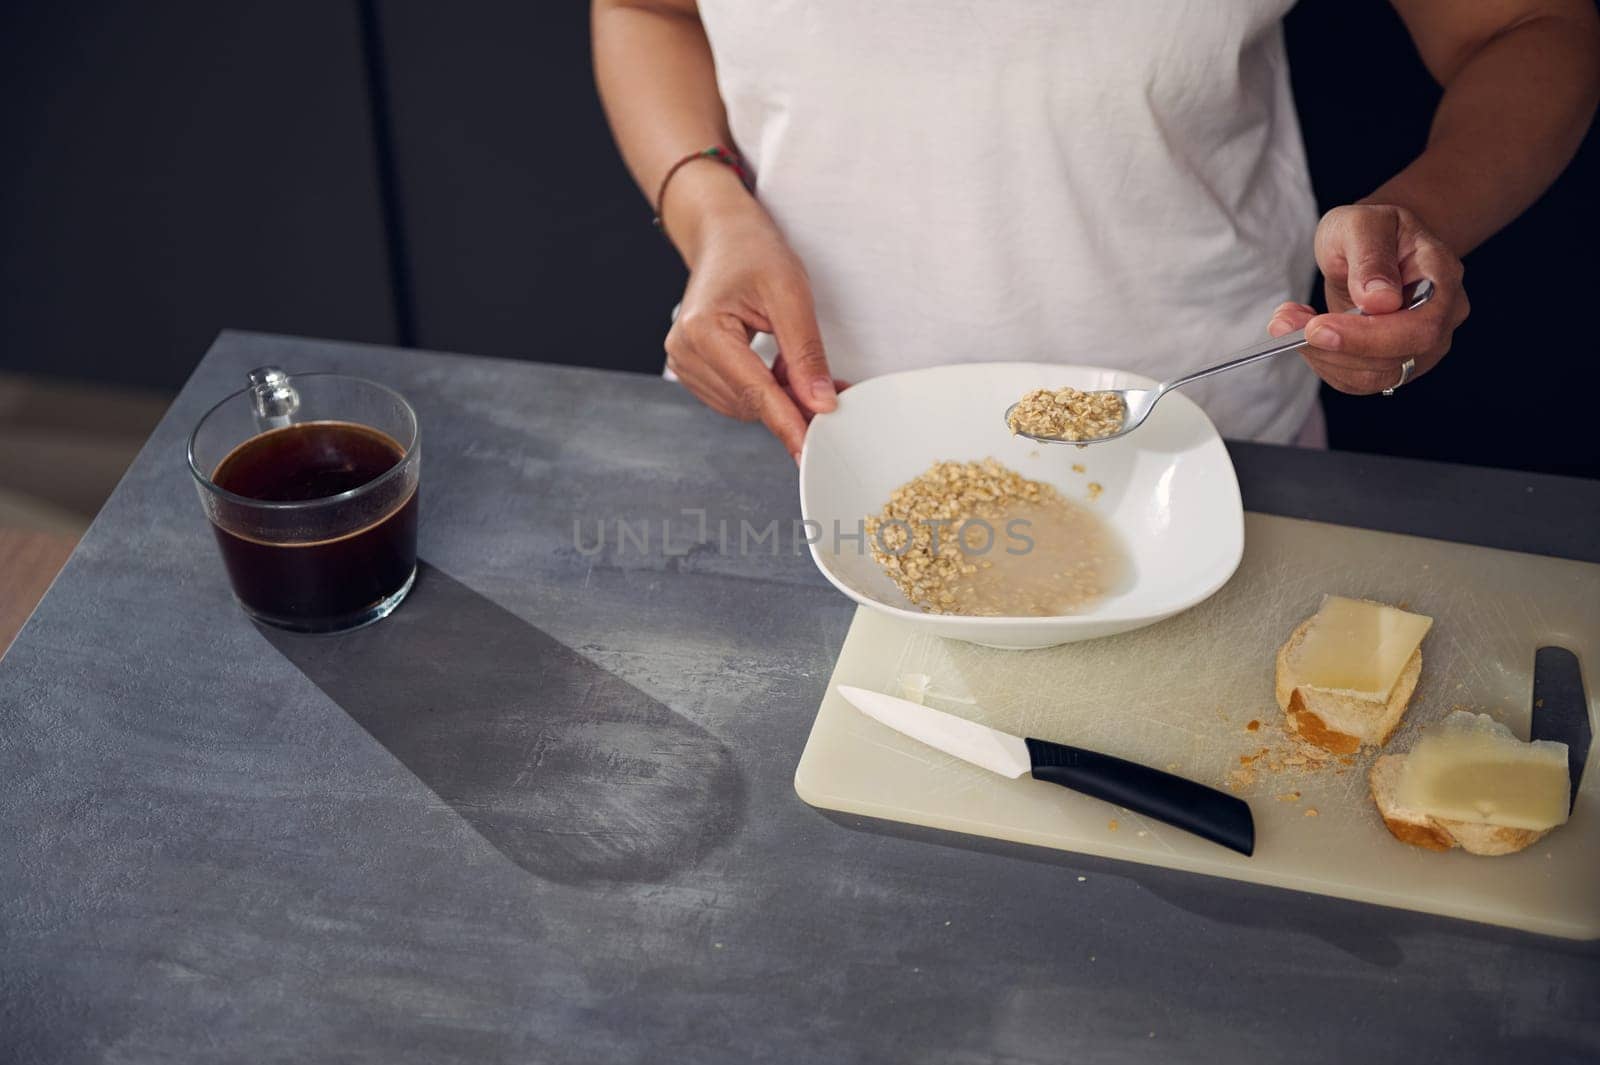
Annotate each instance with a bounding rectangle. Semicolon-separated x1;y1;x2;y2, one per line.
866;459;1126;617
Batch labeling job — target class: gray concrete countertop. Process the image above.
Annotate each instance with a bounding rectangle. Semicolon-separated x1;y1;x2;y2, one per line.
3;332;1597;1065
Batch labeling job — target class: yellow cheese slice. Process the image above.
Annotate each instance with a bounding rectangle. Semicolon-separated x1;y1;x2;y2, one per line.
1288;595;1432;700
1395;711;1570;830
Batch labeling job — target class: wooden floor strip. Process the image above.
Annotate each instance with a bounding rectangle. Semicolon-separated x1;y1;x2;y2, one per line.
0;528;78;660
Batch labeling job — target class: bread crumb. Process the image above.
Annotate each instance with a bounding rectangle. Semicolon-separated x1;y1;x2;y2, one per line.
1107;819;1119;831
1304;808;1319;818
1275;791;1301;802
1071;463;1086;474
1166;763;1179;771
1087;482;1103;501
1231;714;1360;791
1077;875;1087;882
1535;698;1544;708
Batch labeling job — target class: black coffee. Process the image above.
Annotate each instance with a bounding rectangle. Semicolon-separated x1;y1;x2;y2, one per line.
210;421;417;628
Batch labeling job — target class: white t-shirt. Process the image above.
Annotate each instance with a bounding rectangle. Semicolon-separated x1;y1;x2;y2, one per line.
697;1;1321;443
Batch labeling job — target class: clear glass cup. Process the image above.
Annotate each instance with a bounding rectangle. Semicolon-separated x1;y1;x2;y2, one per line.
187;366;420;633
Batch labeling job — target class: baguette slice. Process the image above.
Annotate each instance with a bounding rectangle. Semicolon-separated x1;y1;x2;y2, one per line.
1369;754;1550;856
1274;617;1422;753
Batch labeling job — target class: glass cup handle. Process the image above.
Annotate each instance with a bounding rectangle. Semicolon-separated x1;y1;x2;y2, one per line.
248;366;300;432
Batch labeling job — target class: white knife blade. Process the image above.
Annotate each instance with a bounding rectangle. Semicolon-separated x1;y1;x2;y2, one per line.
837;685;1032;778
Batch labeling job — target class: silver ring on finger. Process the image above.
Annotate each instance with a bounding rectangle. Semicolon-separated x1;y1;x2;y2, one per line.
1381;357;1416;397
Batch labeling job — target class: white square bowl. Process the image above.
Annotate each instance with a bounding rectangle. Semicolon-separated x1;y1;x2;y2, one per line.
798;362;1244;649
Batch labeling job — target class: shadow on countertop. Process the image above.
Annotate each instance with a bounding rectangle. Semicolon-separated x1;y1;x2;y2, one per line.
259;561;745;885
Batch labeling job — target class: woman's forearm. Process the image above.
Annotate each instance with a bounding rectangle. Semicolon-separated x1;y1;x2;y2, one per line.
592;0;757;265
1370;2;1600;255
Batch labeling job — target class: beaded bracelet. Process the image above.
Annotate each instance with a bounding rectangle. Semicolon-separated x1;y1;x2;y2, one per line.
652;145;756;232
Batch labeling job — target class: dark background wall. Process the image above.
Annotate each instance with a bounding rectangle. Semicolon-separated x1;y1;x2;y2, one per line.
0;1;399;387
1;0;1596;477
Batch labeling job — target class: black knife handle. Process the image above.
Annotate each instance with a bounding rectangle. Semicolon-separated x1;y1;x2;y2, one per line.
1025;737;1255;856
1531;646;1590;813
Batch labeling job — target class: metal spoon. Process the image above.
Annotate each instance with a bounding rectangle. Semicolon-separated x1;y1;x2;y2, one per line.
1005;278;1435;445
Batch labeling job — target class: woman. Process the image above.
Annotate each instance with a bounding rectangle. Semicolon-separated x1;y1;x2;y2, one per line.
594;1;1599;460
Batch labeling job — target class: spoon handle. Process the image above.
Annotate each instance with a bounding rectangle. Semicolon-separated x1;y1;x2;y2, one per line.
1159;278;1435;396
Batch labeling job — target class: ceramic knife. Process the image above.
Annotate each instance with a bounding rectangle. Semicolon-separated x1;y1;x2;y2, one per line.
836;685;1255;856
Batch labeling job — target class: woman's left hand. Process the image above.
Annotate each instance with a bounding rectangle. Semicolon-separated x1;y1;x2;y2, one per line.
1268;204;1469;395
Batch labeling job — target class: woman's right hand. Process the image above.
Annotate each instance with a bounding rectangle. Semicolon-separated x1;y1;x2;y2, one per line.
663;168;839;461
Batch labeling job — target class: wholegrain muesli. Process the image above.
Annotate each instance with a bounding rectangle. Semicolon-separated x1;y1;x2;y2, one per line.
866;459;1123;616
1007;386;1125;441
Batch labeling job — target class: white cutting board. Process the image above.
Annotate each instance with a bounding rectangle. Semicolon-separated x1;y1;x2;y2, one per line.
795;513;1600;939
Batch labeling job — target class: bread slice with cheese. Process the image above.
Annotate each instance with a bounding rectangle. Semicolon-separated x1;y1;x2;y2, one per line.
1274;615;1423;754
1369;754;1551;856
